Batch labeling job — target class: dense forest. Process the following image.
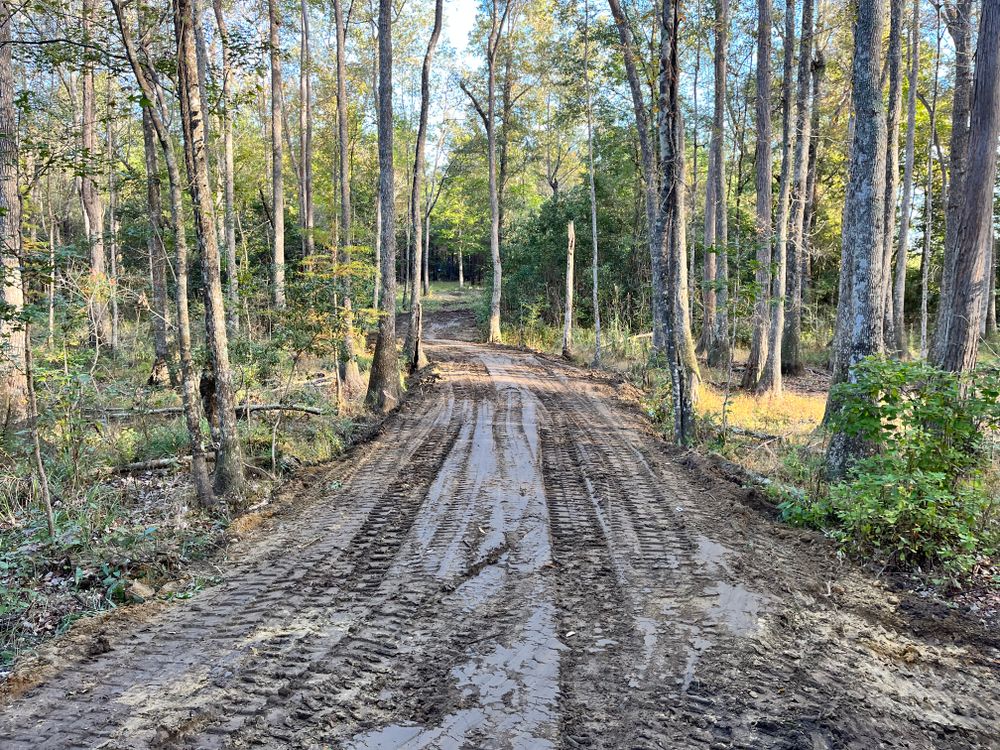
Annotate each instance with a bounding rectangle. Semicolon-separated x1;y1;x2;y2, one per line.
1;0;999;712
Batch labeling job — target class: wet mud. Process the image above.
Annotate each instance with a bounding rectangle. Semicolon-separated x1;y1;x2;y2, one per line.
2;322;998;749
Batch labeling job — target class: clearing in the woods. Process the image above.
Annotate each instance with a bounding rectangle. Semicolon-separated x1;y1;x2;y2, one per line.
2;315;998;749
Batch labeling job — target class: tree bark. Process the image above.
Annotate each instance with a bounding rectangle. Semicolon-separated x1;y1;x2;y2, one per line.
920;10;943;359
112;0;214;506
879;0;904;350
405;0;443;370
299;0;314;256
706;0;730;369
743;0;773;390
81;0;112;349
932;0;1000;372
893;0;918;355
0;0;26;429
562;221;576;358
141;107;172;385
175;0;244;495
268;0;286;309
583;0;602;366
826;0;888;477
366;0;402;411
781;0;815;377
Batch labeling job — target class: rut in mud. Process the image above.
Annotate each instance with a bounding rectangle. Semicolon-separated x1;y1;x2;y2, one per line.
2;328;998;749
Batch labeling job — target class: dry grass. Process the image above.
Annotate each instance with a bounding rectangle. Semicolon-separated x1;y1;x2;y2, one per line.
696;383;826;437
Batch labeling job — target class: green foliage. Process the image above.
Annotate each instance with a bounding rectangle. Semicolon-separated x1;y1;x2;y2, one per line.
780;358;1000;576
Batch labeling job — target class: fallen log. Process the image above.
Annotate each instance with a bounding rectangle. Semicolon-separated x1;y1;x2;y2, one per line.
98;403;324;420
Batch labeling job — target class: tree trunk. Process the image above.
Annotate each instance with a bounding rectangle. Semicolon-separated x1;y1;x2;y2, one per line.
212;0;239;335
366;0;402;412
562;221;576;358
743;0;773;390
268;0;285;309
584;0;602;366
932;0;1000;373
175;0;244;496
608;0;665;349
781;0;815;378
893;0;918;355
758;0;797;394
0;1;26;429
405;0;443;370
803;52;825;308
706;0;730;369
112;0;214;506
920;10;943;359
299;0;314;256
332;0;362;391
987;237;998;336
936;0;974;332
81;0;112;349
826;0;888;477
141;107;172;385
698;145;717;354
880;0;904;350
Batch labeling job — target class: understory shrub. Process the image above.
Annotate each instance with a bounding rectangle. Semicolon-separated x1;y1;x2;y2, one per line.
780;357;1000;577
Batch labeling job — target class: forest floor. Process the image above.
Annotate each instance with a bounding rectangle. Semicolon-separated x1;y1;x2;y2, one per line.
2;308;999;749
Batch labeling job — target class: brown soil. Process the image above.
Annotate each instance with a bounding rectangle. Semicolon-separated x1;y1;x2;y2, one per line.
2;318;998;749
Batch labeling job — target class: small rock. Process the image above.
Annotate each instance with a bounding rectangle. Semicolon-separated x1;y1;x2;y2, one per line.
126;580;156;603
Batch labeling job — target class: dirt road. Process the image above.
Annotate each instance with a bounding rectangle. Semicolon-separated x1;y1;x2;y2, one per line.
3;328;998;749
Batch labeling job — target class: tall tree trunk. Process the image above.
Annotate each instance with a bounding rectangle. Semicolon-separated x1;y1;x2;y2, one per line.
935;0;974;333
758;0;797;394
826;0;888;477
0;0;26;429
141;107;172;385
584;0;602;366
268;0;286;309
932;0;1000;372
743;0;773;390
698;145;717;353
893;0;918;355
366;0;401;411
782;0;815;377
880;0;904;350
112;0;214;505
333;0;361;391
81;0;112;349
107;113;120;351
657;0;694;442
212;0;239;334
405;0;443;369
987;237;998;336
706;0;730;369
920;10;943;359
175;0;244;496
299;0;314;256
607;0;664;348
803;52;825;307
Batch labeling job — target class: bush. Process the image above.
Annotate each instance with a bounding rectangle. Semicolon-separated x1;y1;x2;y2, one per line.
780;357;1000;577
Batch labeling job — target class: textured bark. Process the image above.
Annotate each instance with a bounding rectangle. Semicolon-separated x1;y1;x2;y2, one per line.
583;0;602;366
827;0;888;478
781;0;814;377
706;0;730;369
141;108;172;384
176;0;244;495
879;0;904;350
698;145;717;354
298;0;314;256
365;0;402;412
803;53;825;306
987;238;998;336
112;0;214;506
920;12;943;359
758;0;797;394
0;1;26;429
656;0;695;442
936;0;974;326
268;0;285;309
404;0;443;370
893;0;918;355
332;0;361;391
81;0;112;349
742;0;773;390
607;0;665;348
562;221;576;358
932;0;1000;373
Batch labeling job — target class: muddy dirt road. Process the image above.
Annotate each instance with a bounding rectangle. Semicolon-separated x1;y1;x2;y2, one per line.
3;330;998;749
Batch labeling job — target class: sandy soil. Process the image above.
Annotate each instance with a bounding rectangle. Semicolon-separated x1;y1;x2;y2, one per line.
2;318;998;749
